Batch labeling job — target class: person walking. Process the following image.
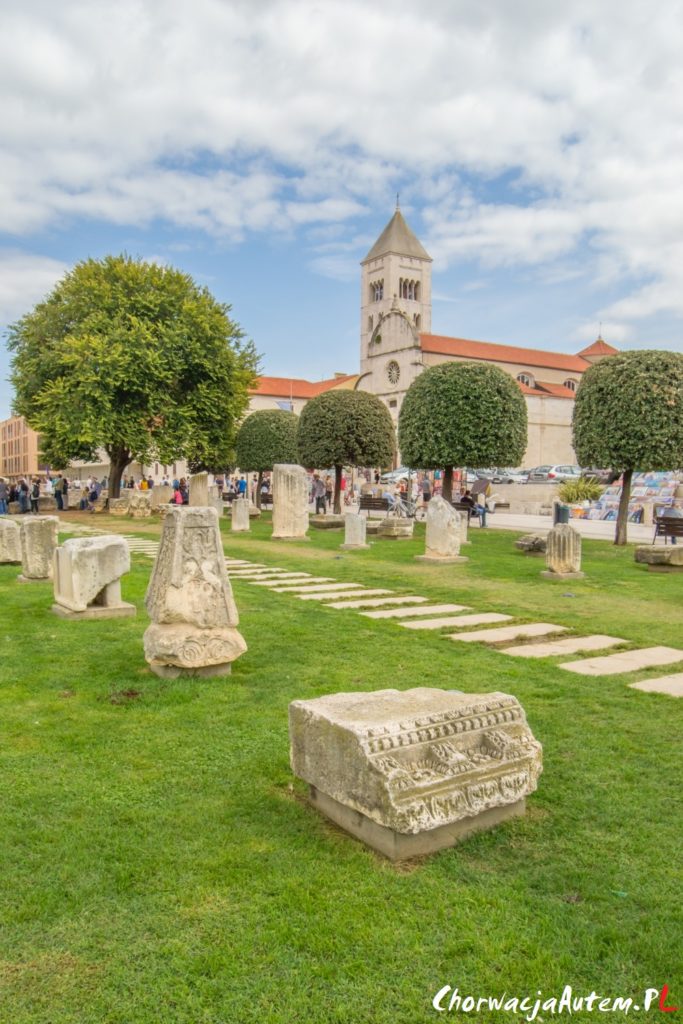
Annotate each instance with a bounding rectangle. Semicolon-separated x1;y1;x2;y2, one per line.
18;478;30;513
0;477;8;515
312;473;326;515
53;474;63;511
30;478;40;514
61;475;69;510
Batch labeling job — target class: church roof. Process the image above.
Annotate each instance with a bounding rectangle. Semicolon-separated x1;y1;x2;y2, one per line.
576;337;619;358
363;209;432;263
419;333;589;374
251;374;358;399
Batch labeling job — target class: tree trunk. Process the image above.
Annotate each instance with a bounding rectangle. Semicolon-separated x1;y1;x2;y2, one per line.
107;447;131;499
614;468;632;546
256;470;263;509
442;466;454;503
334;465;343;515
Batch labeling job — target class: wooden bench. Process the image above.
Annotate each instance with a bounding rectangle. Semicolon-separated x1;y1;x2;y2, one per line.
653;516;683;544
359;495;391;514
451;500;486;526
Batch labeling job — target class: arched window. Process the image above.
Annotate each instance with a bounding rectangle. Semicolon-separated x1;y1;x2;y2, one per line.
414;282;420;301
563;378;577;392
368;315;373;333
414;313;421;329
517;372;535;388
370;280;383;302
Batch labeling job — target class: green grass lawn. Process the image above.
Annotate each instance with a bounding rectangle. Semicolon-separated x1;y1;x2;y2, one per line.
1;514;681;1023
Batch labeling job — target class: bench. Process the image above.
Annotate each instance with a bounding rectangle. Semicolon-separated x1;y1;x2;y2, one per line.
653;516;683;544
359;495;391;514
451;500;486;526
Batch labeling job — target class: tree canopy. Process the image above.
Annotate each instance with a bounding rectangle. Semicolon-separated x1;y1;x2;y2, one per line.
297;389;394;512
398;361;528;500
8;255;258;496
573;349;683;544
235;409;299;507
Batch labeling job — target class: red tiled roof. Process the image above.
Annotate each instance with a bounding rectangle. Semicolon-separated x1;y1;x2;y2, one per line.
420;333;589;373
577;338;619;358
250;374;357;399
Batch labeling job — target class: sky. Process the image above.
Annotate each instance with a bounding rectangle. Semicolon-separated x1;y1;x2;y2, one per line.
2;0;683;418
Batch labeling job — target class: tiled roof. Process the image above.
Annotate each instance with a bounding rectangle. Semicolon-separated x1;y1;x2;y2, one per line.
577;337;619;358
250;374;358;399
420;333;589;373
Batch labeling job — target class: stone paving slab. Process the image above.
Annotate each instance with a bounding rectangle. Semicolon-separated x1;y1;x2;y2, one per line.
324;595;427;609
224;559;254;566
270;582;364;594
401;613;512;631
225;564;269;571
250;577;334;587
501;635;625;658
629;674;683;697
560;646;683;676
361;603;471;620
234;571;313;580
449;623;568;644
298;588;393;602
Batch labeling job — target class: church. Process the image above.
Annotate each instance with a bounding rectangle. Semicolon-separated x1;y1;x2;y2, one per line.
252;204;618;468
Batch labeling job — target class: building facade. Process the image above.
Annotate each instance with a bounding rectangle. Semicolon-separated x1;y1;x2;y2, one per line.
356;206;618;466
0;416;41;482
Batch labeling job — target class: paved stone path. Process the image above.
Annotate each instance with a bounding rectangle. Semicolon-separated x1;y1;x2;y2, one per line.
449;623;568;644
400;612;512;631
629;674;683;697
361;603;471;619
502;635;625;658
560;646;683;676
298;588;393;602
325;595;429;609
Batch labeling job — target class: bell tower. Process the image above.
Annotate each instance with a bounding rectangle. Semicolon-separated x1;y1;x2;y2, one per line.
360;201;432;377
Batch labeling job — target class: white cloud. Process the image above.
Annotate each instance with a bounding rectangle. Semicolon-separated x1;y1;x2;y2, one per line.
1;0;683;339
0;250;68;324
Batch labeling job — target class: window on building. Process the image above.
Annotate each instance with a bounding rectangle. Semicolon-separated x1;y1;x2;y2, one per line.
517;373;535;388
563;378;577;392
370;280;384;302
389;399;397;408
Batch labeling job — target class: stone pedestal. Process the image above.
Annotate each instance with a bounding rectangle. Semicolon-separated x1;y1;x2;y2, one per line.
378;516;414;540
143;506;247;677
128;492;152;518
189;472;209;507
18;516;59;582
415;495;467;564
109;493;131;516
340;513;370;550
272;464;309;540
635;544;683;572
232;497;250;532
310;514;345;530
0;518;22;564
541;524;584;580
290;688;542;861
52;536;136;619
151;485;174;509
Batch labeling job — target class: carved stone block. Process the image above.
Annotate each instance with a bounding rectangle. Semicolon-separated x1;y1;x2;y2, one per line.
189;472;209;507
378;516;414;540
143;506;246;677
231;497;250;532
340;513;369;550
52;535;136;618
635;544;683;572
290;687;542;860
272;464;309;540
109;495;131;516
151;485;174;509
415;495;467;563
0;518;22;564
516;533;547;554
18;516;59;581
541;524;584;579
128;492;152;518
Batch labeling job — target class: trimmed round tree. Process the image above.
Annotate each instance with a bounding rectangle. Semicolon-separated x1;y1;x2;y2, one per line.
398;361;528;501
573;350;683;545
297;390;394;513
235;409;299;507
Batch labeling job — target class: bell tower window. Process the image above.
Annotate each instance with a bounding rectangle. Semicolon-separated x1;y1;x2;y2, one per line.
370;280;384;302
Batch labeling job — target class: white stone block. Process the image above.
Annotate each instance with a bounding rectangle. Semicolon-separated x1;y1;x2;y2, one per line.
189;472;209;507
0;518;22;564
19;516;58;581
341;513;369;550
416;495;466;563
232;497;250;532
272;464;309;540
52;535;135;618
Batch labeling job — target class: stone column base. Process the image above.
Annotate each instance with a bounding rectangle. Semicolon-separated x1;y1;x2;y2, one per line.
340;543;370;551
148;661;233;679
414;555;469;564
540;570;585;580
309;786;526;861
52;602;137;620
17;574;51;583
271;535;311;542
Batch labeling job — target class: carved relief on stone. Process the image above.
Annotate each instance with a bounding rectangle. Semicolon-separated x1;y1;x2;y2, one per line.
128;492;152;518
542;524;584;579
144;506;246;677
290;688;542;856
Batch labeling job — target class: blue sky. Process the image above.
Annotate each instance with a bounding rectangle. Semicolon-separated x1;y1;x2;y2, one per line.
2;0;683;418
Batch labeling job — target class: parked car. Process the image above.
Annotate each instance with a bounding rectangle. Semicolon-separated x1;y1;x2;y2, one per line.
491;467;529;484
582;467;620;485
528;464;581;482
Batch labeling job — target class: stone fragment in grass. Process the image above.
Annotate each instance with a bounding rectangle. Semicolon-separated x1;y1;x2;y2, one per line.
415;495;467;564
289;687;542;860
0;518;22;564
52;535;136;619
541;524;584;580
18;516;59;582
272;464;309;541
143;506;246;678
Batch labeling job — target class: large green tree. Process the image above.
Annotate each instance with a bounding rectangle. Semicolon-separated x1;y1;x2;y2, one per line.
398;361;528;501
8;255;258;496
573;350;683;545
297;390;394;513
235;409;299;507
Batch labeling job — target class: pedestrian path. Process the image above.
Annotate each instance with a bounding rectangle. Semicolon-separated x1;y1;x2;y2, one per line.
56;528;683;696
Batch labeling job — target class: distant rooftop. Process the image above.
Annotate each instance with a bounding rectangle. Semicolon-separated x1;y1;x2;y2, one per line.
363;208;432;263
